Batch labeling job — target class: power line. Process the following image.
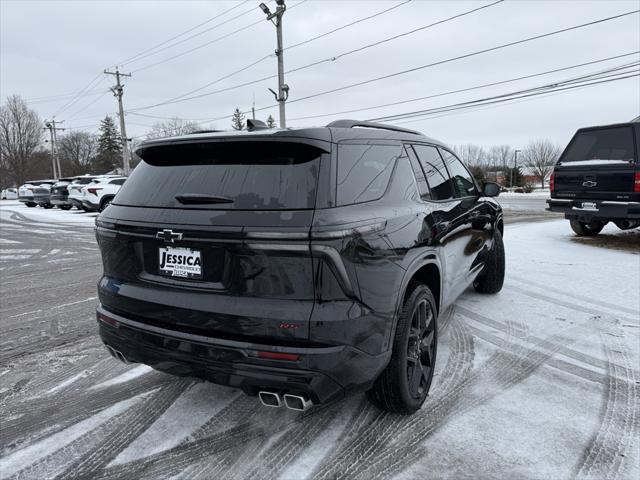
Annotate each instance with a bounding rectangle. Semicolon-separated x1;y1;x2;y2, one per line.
130;1;308;74
66;90;112;121
126;0;504;112
285;9;640;107
115;1;252;67
284;0;413;51
52;73;106;117
369;69;639;123
158;0;413;105
287;51;639;121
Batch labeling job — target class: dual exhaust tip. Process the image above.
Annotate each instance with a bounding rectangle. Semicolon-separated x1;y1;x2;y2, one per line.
259;391;313;411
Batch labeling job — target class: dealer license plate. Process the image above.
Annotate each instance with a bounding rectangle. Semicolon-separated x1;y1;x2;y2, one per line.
581;202;598;211
158;246;202;279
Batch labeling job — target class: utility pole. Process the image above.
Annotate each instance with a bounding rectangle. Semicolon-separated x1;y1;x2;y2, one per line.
104;68;132;175
511;149;521;188
44;119;65;178
260;1;289;128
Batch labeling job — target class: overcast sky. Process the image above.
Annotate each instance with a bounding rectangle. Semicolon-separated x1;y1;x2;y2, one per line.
1;0;639;150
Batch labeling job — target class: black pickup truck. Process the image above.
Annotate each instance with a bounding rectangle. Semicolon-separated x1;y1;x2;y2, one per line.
547;121;640;235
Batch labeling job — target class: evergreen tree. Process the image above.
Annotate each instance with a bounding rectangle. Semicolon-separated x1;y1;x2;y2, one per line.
266;114;276;129
231;108;245;130
93;116;122;173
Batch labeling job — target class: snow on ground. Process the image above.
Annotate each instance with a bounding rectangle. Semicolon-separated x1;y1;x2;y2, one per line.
0;202;638;479
500;190;550;198
0;200;98;226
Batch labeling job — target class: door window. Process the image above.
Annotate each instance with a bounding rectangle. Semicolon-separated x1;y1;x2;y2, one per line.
412;144;454;200
439;149;477;197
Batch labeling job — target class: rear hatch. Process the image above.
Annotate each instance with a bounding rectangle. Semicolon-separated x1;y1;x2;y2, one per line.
553;124;639;201
97;139;330;346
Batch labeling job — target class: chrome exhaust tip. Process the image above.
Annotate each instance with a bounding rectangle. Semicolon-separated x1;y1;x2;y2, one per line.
259;391;282;408
283;394;313;412
104;344;134;364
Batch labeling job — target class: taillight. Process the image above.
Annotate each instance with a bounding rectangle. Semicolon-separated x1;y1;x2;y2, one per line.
549;172;555;193
257;351;300;361
634;172;640;193
87;188;102;195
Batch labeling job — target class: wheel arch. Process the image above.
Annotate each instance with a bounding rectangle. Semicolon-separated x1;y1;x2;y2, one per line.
99;195;115;211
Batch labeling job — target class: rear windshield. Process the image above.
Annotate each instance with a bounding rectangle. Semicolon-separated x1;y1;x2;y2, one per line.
115;141;323;210
560;126;636;164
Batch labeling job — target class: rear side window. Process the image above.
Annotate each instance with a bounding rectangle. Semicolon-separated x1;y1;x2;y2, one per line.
412;145;454;200
336;144;400;205
110;179;126;185
439;149;477;197
560;126;636;163
116;142;322;210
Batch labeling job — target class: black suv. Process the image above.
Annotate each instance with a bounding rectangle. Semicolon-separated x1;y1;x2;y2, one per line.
95;120;504;414
547;121;640;235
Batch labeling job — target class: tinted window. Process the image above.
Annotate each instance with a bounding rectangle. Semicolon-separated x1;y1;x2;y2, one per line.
110;179;126;185
115;142;322;210
405;145;430;198
561;126;636;163
337;144;400;205
439;149;477;197
412;145;454;200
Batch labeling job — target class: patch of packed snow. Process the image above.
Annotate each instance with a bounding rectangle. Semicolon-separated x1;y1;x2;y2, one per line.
89;365;153;390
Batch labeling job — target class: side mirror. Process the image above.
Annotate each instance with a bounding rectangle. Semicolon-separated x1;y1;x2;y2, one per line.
482;182;501;197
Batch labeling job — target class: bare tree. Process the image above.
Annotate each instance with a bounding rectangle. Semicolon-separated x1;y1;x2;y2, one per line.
522;139;561;188
0;95;43;186
487;145;513;170
146;117;201;139
58;131;96;175
453;144;486;168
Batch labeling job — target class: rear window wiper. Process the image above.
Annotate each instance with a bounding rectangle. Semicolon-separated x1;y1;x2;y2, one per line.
175;194;234;205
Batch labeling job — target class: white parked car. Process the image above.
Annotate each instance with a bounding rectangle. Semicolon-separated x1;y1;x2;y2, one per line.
68;175;121;211
81;177;127;212
18;180;56;207
1;188;18;200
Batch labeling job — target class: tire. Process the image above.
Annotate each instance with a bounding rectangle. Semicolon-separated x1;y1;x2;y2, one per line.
367;283;438;414
473;229;505;294
25;202;36;207
570;219;604;236
42;204;53;209
99;196;114;212
59;205;72;210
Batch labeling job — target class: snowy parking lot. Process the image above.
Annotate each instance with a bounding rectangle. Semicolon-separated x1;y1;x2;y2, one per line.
0;201;638;479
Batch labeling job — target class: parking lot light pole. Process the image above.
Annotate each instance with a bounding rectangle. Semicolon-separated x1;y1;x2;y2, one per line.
260;0;288;128
511;149;521;187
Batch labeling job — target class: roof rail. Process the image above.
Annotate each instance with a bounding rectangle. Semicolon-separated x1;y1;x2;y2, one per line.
326;119;422;136
189;129;224;134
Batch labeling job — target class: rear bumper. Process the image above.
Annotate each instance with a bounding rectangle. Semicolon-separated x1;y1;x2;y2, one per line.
546;198;640;220
51;194;71;206
96;304;389;404
82;198;99;211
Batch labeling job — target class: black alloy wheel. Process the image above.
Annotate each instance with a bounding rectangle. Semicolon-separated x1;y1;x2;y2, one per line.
406;298;437;400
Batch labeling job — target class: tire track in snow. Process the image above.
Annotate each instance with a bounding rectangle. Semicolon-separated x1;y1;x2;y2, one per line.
509;274;639;317
320;307;531;480
311;308;478;480
2;370;167;453
575;329;639;480
362;324;579;480
50;379;193;480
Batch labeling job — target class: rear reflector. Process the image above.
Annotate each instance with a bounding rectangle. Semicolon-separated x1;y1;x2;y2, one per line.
97;312;119;328
258;351;300;361
634;172;640;193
